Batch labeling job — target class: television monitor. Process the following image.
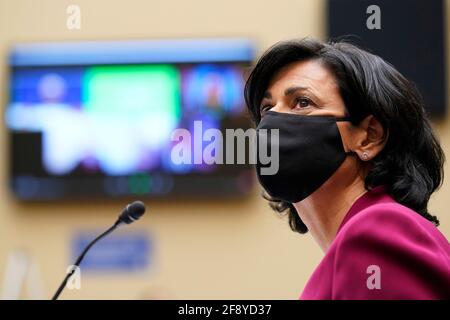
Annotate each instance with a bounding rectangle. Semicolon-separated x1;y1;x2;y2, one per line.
6;38;255;200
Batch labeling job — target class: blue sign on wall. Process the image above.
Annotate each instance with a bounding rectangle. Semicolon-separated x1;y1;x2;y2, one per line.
72;231;151;272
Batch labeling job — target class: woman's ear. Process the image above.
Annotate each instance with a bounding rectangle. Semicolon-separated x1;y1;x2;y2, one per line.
353;115;387;161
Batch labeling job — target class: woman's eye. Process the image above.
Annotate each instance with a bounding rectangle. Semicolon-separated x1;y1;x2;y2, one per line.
294;97;314;109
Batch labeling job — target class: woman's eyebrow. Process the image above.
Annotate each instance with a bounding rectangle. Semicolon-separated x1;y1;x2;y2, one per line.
284;86;310;96
263;86;321;102
284;86;322;103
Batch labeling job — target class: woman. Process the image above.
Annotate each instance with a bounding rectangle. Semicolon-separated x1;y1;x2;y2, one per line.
245;38;450;299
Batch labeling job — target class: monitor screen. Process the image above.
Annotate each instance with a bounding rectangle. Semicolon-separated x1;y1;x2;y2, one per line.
6;39;255;200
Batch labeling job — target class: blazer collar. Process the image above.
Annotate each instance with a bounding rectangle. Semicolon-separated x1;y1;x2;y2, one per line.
337;185;395;235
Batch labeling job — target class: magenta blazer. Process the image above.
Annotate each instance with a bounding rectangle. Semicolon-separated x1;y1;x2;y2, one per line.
300;185;450;300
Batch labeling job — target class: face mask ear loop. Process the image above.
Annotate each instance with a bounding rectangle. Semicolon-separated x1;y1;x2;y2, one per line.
335;116;352;122
335;117;356;157
345;151;358;156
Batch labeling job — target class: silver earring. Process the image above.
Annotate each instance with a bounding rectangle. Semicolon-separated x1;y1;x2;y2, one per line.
362;152;369;161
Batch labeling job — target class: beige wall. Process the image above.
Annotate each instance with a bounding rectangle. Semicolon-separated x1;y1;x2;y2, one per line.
0;0;448;299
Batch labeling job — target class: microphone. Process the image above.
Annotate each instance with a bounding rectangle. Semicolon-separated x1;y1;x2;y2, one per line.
51;201;146;300
117;200;146;225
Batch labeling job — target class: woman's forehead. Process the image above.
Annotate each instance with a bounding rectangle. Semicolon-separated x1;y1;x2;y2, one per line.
265;60;339;98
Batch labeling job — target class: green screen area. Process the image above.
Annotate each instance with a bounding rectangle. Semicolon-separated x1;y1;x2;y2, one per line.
83;64;181;120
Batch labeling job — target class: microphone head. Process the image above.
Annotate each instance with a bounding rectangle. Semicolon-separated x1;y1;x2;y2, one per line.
119;201;146;224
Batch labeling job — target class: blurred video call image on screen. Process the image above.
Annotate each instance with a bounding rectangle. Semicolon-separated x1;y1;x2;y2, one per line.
6;39;255;200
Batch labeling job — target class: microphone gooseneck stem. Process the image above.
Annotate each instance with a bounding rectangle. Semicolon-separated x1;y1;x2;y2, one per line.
52;220;121;300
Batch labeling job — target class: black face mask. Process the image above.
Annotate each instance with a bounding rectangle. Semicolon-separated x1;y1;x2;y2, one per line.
256;111;355;203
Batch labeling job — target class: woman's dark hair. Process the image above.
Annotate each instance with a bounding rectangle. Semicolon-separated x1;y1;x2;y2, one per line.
244;38;445;234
